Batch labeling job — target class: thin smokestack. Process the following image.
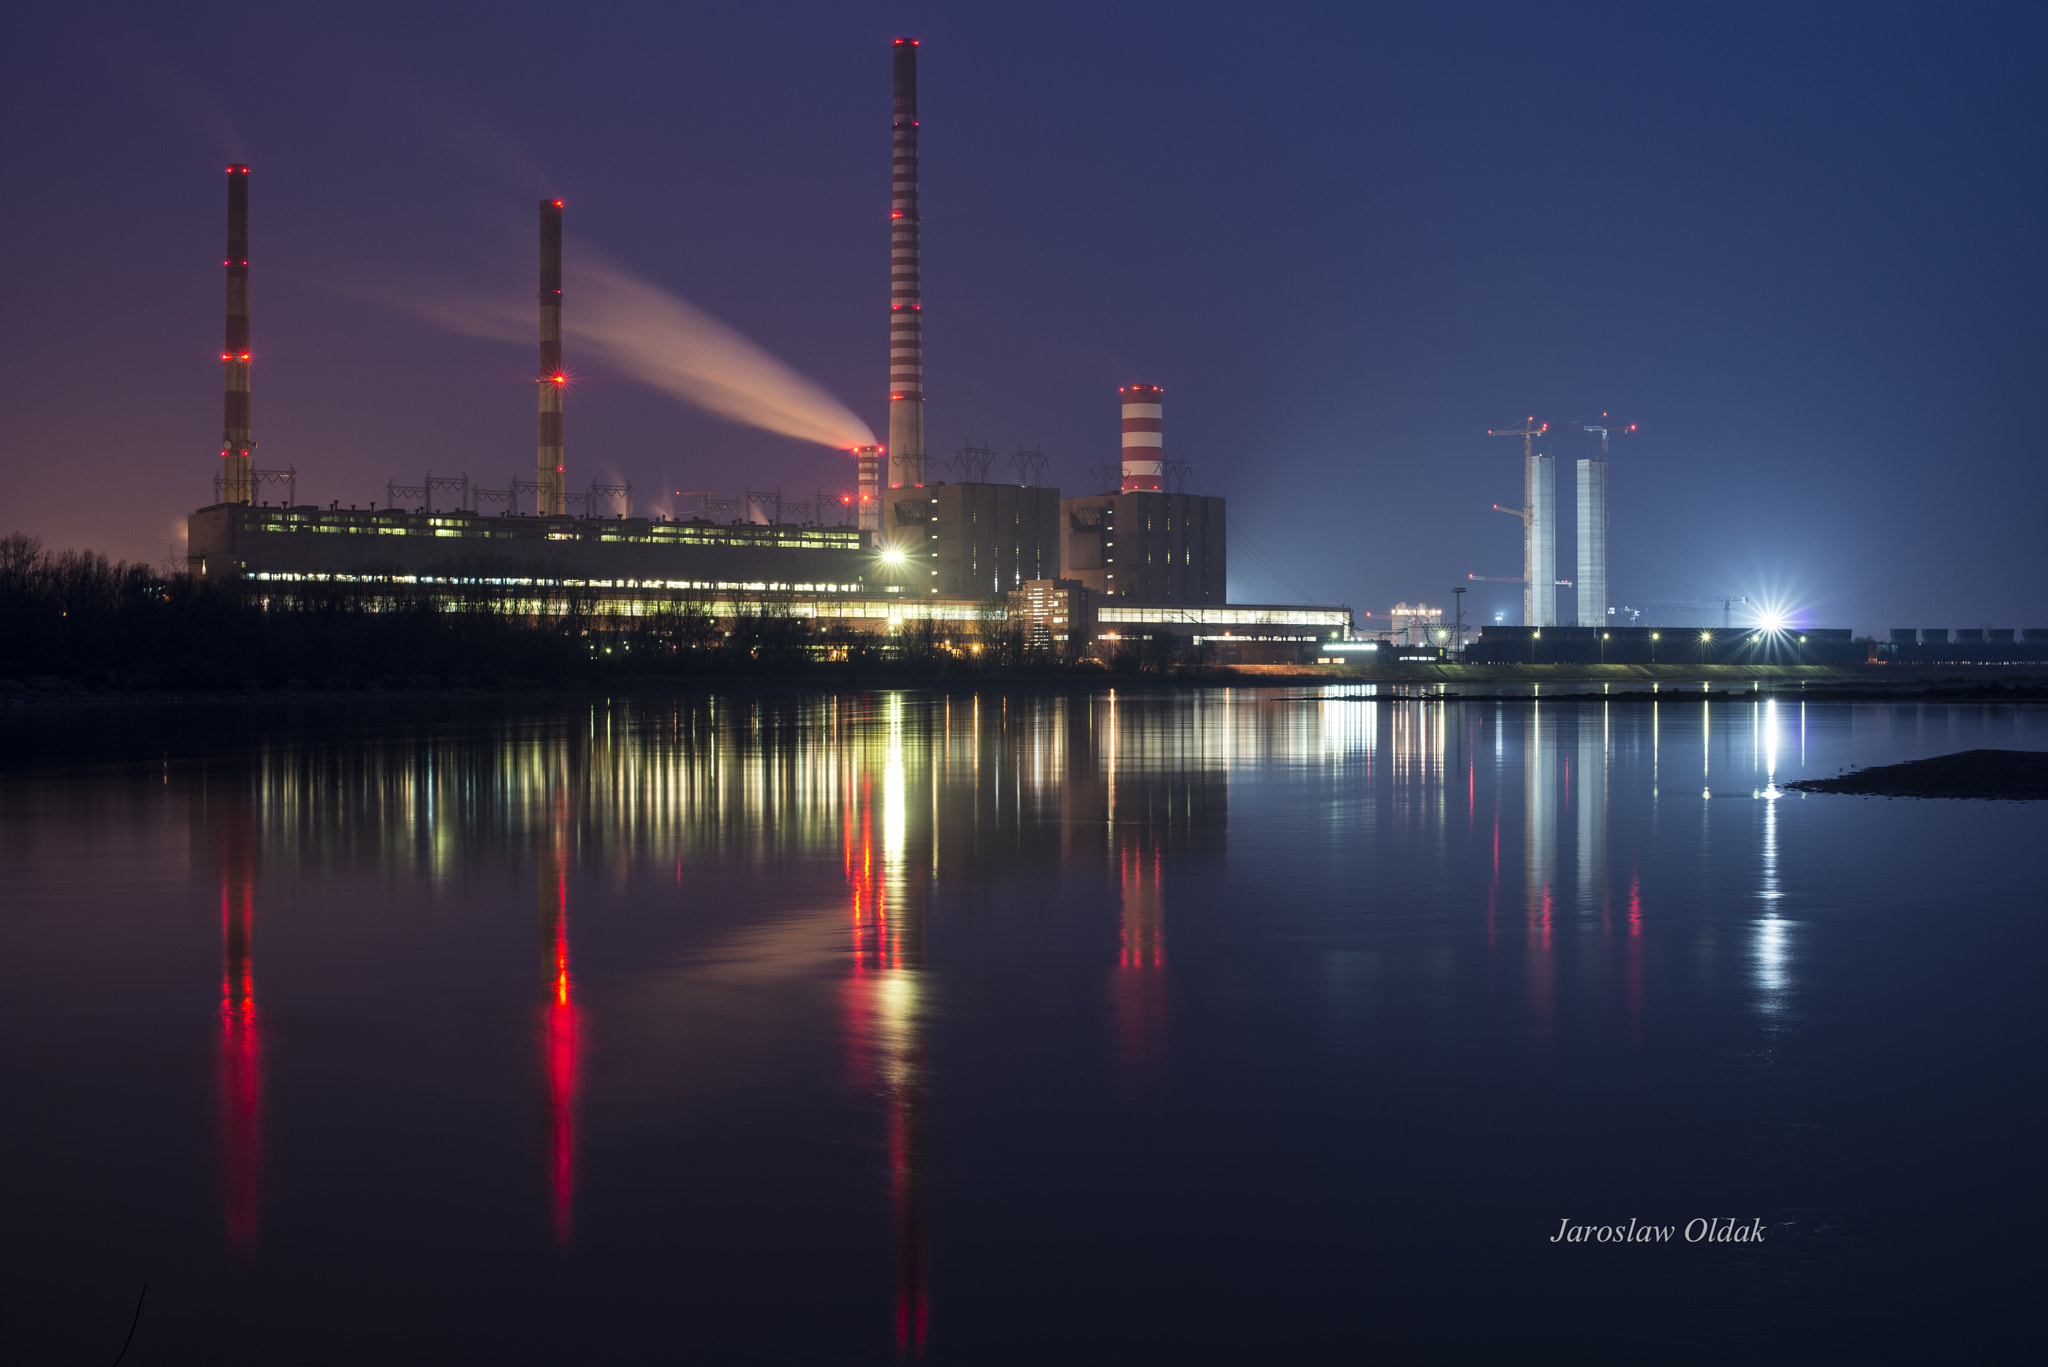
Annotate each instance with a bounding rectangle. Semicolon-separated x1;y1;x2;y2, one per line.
887;38;924;488
854;444;883;533
538;198;566;516
221;164;253;504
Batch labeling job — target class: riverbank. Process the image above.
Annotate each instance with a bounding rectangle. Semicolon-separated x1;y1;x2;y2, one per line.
1785;749;2048;800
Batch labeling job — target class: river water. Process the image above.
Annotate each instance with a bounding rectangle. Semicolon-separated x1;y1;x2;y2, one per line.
2;689;2042;1362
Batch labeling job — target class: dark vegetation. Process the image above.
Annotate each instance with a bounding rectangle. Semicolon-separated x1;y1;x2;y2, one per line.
1784;749;2048;801
0;534;1189;693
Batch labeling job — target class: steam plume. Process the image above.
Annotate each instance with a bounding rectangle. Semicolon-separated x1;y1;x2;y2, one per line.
386;252;874;449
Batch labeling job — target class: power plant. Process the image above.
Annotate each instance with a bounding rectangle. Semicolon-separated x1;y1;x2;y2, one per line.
184;39;1351;661
176;63;2015;669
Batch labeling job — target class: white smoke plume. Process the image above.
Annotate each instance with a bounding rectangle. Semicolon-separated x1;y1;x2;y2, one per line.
385;252;874;449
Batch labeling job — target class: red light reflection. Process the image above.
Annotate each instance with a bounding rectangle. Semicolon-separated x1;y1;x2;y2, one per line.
840;776;927;1356
1115;842;1166;1075
217;812;261;1254
541;867;582;1246
1627;873;1645;1040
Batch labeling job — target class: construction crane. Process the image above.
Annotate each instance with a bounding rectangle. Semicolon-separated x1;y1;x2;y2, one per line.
1485;419;1548;523
1564;414;1638;457
1468;573;1573;585
1487;416;1547;460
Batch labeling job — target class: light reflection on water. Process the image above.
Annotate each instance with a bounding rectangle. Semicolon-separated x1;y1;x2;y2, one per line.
2;688;2045;1360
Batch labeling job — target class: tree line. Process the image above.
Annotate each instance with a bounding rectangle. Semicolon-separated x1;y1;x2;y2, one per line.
0;533;1196;691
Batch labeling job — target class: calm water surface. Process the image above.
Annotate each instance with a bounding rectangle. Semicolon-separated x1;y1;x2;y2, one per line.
3;689;2044;1362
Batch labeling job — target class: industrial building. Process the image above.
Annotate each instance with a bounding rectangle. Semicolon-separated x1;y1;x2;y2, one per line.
1060;387;1227;604
189;503;871;591
1468;625;1864;665
1886;629;2048;663
1008;579;1093;651
886;482;1061;598
1097;604;1349;661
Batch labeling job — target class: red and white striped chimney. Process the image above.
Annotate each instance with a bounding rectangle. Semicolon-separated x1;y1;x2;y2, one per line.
1120;384;1164;492
537;198;566;516
220;165;253;504
886;38;924;489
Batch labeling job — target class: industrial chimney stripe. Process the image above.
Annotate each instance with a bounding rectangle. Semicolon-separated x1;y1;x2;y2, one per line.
886;38;925;488
1120;384;1165;491
220;165;253;504
537;199;566;516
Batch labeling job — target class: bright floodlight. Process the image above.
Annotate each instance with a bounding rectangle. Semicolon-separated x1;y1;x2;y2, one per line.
880;547;907;564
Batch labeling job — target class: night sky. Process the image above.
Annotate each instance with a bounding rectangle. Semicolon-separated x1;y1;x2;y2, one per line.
6;2;2044;630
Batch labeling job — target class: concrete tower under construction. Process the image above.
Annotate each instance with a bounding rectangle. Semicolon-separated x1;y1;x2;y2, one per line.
886;38;925;490
220;165;253;505
537;199;566;517
1576;457;1607;628
1524;450;1556;628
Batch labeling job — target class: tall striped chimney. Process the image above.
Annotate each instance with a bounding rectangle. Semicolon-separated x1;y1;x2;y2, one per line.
537;199;566;516
886;38;924;489
1120;384;1164;492
220;165;253;505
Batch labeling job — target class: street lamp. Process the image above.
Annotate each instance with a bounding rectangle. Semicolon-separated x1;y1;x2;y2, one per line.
1650;631;1660;664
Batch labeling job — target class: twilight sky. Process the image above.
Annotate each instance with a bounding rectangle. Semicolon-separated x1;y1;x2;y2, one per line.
4;2;2044;630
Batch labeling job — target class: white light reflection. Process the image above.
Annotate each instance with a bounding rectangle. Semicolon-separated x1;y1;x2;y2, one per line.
884;694;907;860
1762;698;1781;794
1753;771;1793;1019
1752;913;1792;1017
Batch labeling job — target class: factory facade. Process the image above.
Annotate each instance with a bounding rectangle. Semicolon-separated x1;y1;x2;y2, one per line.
189;504;872;592
885;481;1061;599
1059;492;1227;605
